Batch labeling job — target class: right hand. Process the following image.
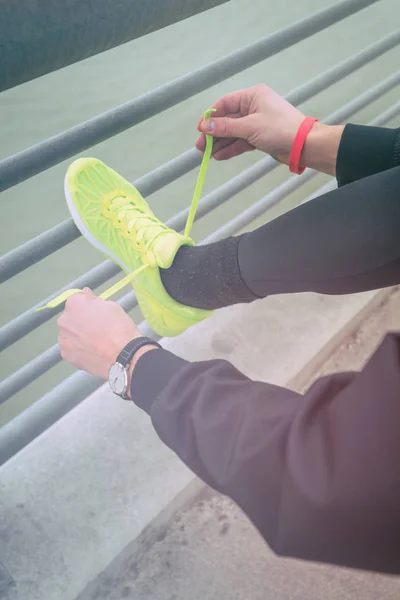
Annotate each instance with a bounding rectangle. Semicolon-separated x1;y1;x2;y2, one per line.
196;84;305;165
58;288;142;381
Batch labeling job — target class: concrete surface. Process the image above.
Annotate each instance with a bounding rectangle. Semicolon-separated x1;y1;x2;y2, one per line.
0;285;392;600
315;285;400;382
77;484;400;600
0;563;12;595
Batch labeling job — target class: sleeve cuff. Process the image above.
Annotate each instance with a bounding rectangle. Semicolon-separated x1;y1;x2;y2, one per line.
130;348;189;415
336;124;400;187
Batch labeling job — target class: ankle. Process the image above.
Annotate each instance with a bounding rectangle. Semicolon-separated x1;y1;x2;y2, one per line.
160;237;259;310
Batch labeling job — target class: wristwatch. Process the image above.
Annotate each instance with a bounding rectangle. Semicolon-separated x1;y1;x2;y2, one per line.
108;337;161;399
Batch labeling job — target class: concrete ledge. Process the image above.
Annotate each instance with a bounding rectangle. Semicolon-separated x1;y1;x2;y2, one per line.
0;287;390;600
77;481;400;600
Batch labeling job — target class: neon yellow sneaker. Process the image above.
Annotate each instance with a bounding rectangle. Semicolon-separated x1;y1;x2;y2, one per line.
60;157;212;337
40;108;216;337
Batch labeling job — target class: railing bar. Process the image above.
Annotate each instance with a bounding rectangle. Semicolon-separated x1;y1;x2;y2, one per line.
0;0;380;194
285;29;400;107
302;180;338;204
168;158;279;230
0;150;201;286
203;171;317;243
1;0;232;93
0;96;398;467
1;30;398;286
369;99;400;125
203;96;400;244
0;319;157;468
0;347;62;404
325;72;400;124
0;371;103;467
0;220;82;287
1;70;399;353
135;149;202;197
0;298;159;407
203;75;400;243
163;70;400;229
301;100;400;204
0;261;120;353
2;80;399;402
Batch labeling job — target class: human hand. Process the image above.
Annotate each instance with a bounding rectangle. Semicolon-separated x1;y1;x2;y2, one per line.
196;84;305;164
57;288;142;380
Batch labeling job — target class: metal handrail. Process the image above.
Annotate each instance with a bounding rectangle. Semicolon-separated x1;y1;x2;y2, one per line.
1;75;399;405
0;150;201;284
1;0;230;92
0;0;379;193
1;100;398;467
1;47;400;354
1;29;398;286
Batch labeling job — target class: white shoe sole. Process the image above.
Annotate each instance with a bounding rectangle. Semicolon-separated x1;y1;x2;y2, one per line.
64;172;131;275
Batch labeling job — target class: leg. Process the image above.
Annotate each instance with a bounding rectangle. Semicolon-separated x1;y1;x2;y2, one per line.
161;166;400;309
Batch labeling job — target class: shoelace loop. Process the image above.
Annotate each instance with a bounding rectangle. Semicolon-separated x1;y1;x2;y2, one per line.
107;196;169;255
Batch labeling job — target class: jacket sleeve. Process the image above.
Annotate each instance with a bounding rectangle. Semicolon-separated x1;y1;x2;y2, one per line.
132;333;400;574
336;124;400;186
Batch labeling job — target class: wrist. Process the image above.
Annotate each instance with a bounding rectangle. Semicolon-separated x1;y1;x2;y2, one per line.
125;345;160;399
300;123;344;176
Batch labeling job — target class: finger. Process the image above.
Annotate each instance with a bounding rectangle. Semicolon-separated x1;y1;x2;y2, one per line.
195;85;259;134
213;139;254;161
195;133;206;152
58;335;69;359
197;110;242;134
197;133;234;151
58;330;68;347
210;89;253;118
196;112;243;153
65;292;87;311
211;138;237;154
200;114;253;140
82;287;94;295
196;133;248;160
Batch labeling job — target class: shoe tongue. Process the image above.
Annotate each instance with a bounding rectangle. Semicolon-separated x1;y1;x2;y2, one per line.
152;232;189;269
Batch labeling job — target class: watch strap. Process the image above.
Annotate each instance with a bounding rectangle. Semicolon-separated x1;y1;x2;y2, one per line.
116;337;161;367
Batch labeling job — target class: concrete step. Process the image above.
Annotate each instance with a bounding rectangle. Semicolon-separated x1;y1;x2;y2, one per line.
0;286;396;600
77;483;400;600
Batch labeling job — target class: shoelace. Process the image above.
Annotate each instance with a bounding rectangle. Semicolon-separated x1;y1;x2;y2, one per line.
38;108;216;311
106;197;171;256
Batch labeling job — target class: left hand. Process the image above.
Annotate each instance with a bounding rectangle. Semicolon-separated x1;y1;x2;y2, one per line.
195;84;305;164
57;288;141;380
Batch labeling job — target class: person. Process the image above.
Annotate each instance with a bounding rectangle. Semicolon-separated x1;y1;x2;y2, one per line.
57;85;400;574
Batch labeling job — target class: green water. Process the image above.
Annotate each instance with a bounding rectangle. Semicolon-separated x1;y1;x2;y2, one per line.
1;0;399;425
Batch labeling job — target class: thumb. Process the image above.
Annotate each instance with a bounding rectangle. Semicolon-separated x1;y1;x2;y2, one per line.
200;115;252;140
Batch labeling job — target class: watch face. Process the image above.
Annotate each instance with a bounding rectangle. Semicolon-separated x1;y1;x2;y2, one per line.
108;362;128;396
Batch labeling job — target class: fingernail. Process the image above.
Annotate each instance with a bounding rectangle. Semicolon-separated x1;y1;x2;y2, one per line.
202;119;215;132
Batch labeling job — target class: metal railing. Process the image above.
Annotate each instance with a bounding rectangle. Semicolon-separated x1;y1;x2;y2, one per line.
0;0;230;92
0;0;399;466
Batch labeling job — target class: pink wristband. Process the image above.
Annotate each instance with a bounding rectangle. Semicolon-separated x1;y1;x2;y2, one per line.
289;117;318;175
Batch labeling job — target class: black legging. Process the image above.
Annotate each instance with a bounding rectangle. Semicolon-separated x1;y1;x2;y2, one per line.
239;165;400;297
